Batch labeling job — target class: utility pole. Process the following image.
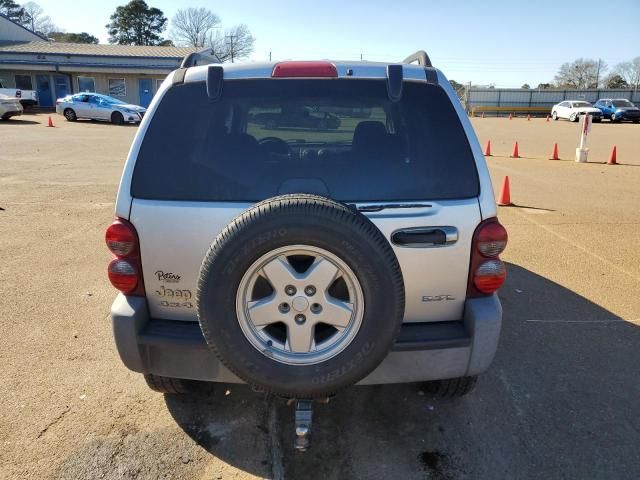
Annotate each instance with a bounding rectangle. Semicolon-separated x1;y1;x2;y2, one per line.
595;59;601;88
269;50;272;62
226;34;237;63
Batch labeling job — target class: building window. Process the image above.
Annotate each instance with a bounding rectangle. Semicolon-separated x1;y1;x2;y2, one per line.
77;77;95;93
156;78;164;92
108;78;126;97
15;75;33;90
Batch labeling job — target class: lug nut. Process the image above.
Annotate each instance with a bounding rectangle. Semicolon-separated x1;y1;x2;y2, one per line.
295;314;306;325
310;303;322;314
279;303;290;313
304;285;316;296
285;285;297;296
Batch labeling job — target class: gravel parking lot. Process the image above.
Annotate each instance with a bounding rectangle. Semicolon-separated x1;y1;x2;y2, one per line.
1;113;639;479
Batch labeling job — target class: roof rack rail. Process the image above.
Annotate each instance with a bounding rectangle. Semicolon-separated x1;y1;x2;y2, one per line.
180;48;221;68
401;50;432;68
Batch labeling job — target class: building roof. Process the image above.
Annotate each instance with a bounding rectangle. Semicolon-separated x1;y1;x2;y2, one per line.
0;41;198;59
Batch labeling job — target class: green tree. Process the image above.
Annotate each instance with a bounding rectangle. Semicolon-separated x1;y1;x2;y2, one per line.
22;2;57;35
0;0;28;24
49;32;99;44
521;83;530;89
106;0;167;46
537;83;552;89
605;74;629;89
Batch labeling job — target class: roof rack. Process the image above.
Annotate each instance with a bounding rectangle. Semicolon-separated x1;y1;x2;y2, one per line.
401;50;432;68
180;48;221;68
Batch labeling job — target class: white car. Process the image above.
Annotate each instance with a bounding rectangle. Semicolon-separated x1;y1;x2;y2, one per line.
55;93;146;125
551;100;602;122
0;93;23;120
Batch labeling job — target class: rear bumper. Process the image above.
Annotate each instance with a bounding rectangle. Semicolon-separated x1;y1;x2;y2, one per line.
111;294;502;384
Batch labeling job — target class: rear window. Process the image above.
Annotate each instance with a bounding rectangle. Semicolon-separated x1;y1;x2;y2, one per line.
131;79;478;202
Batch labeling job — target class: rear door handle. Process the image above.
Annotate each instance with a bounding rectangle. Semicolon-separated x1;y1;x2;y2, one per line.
390;226;458;248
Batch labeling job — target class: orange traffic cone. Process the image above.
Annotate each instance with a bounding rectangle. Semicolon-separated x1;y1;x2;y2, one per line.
47;116;54;127
608;146;617;165
498;176;512;206
527;114;531;121
509;113;513;120
510;141;520;158
546;115;550;122
484;140;492;156
549;143;559;160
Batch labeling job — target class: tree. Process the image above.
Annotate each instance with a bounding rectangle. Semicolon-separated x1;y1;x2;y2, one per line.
49;31;99;44
171;7;220;47
604;74;629;89
554;58;607;89
537;83;552;89
0;0;28;24
521;83;530;89
22;2;57;35
613;57;640;89
209;24;254;62
106;0;168;46
449;79;465;99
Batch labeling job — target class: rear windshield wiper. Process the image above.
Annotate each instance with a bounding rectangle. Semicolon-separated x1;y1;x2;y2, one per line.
352;203;432;212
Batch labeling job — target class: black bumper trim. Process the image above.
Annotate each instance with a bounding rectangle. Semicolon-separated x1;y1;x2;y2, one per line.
137;318;471;352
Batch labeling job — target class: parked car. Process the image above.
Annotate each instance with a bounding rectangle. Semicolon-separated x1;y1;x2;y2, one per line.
106;52;507;450
593;98;640;123
0;79;38;107
551;100;602;122
0;93;23;120
55;93;146;124
253;105;341;130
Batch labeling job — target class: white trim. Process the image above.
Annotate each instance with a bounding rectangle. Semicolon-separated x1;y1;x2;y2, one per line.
77;76;96;93
108;77;126;97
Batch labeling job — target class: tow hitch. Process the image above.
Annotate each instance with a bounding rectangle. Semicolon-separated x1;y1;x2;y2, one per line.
289;397;330;451
293;399;313;451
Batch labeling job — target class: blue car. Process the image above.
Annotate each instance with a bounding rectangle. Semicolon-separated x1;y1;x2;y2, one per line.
593;98;640;123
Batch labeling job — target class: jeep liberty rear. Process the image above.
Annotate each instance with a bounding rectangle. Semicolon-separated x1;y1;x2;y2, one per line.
107;51;506;450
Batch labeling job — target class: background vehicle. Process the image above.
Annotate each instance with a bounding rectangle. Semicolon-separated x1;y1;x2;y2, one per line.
252;105;341;130
0;80;38;107
551;100;602;122
593;98;640;123
107;52;506;449
0;93;23;119
56;93;146;124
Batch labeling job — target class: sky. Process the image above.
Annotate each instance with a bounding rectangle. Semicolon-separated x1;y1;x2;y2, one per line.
33;0;640;87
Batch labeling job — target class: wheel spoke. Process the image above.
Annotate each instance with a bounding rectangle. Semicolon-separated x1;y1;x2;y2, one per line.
286;322;315;353
317;297;353;329
304;257;339;291
261;255;299;288
247;296;281;327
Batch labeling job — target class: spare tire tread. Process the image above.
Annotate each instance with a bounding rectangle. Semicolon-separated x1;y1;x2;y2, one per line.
197;194;405;398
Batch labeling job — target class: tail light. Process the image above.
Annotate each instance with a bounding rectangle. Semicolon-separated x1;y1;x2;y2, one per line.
467;219;508;297
105;218;145;296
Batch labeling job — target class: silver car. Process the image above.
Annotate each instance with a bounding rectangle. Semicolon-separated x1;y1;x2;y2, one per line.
107;52;507;450
56;93;146;125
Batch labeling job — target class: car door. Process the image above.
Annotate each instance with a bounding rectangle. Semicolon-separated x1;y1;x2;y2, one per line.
87;95;106;120
72;94;90;118
556;102;567;118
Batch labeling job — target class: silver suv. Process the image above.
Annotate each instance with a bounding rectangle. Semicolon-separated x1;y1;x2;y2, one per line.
107;51;507;448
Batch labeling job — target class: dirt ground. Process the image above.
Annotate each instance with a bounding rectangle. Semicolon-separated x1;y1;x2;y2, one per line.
1;113;639;479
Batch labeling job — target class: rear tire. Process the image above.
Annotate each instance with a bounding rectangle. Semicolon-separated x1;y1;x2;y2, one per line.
111;111;124;125
423;376;478;398
143;374;215;394
63;108;77;121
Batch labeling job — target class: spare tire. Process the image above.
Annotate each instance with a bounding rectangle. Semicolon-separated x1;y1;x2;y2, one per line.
197;194;404;398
